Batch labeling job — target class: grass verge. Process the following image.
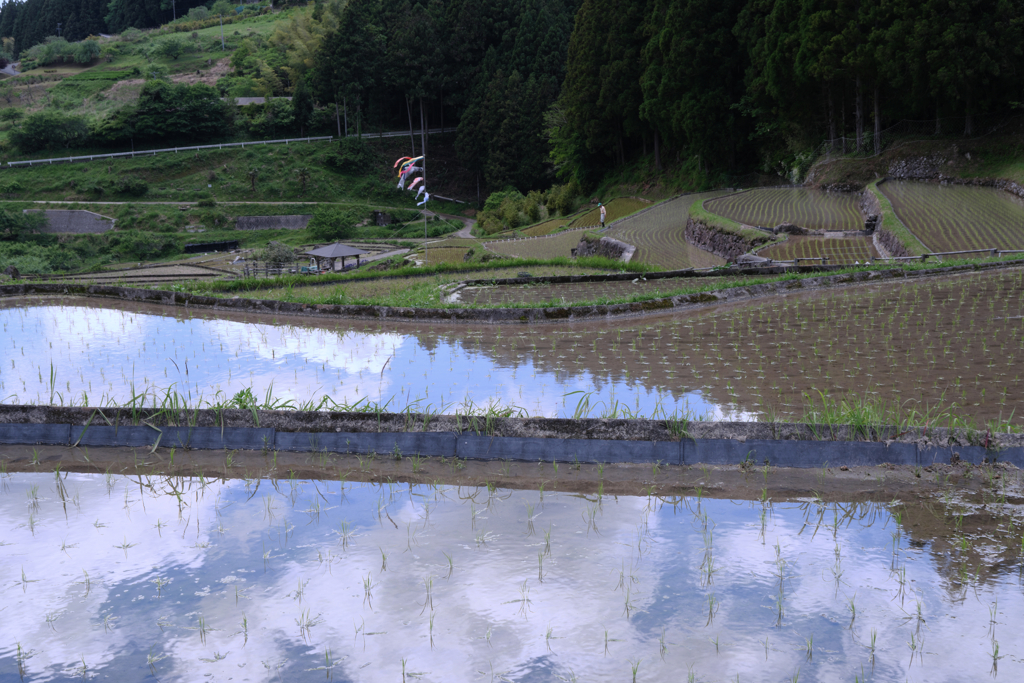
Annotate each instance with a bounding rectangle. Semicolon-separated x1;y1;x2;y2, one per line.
868;180;929;255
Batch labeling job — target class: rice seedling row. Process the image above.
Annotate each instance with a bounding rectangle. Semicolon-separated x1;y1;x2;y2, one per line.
880;181;1024;253
483;231;589;260
760;236;878;264
423;247;471;265
4;266;1024;426
1;471;1020;681
705;189;863;230
522;217;572;236
603;191;727;270
568;197;650;228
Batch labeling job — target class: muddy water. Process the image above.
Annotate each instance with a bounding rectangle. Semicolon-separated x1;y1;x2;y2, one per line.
0;471;1021;682
2;266;1023;423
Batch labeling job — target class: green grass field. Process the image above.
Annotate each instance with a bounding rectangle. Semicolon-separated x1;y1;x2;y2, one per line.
603;191;727;270
760;235;878;264
705;188;863;230
879;181;1024;252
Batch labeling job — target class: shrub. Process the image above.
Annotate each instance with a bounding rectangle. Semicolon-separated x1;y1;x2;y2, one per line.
114;177;149;196
258;240;295;265
197;198;217;208
154;37;188;60
327;137;379;174
0;209;45;241
107;230;179;260
308;205;357;240
9;111;90;152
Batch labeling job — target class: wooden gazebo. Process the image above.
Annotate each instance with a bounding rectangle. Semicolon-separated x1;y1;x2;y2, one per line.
304;243;367;272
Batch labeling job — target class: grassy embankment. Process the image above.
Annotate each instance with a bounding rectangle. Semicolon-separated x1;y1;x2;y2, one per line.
867;180;929;256
143;253;1024;310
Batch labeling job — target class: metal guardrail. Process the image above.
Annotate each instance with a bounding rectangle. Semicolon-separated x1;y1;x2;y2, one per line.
4;126;463;168
5;136;335;167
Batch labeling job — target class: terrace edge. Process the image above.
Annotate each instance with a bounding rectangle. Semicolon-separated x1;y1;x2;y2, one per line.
0;408;1019;469
4;259;1020;324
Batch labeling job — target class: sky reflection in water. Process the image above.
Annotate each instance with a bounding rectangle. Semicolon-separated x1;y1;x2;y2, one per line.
0;472;1019;682
0;304;737;419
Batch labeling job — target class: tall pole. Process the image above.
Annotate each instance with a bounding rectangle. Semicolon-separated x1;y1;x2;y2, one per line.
219;15;225;51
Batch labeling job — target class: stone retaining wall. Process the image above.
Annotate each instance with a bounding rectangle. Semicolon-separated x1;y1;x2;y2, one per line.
573;235;636;262
25;209;115;234
685;216;770;260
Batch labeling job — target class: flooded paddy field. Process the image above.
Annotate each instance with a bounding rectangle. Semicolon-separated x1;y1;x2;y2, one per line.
1;462;1023;682
760;235;878;265
483;231;590;261
603;191;727;271
704;189;863;231
881;182;1024;253
2;266;1024;424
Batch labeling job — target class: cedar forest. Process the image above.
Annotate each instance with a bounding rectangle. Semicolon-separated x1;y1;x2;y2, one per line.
0;0;1020;192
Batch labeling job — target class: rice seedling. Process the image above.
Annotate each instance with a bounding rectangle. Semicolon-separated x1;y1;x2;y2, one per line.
908;631;920;666
197;615;208;646
363;573;375;608
296;609;322;643
629;658;642;683
705;593;719;626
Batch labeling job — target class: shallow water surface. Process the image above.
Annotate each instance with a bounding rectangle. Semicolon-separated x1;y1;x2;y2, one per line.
0;473;1020;681
4;266;1024;424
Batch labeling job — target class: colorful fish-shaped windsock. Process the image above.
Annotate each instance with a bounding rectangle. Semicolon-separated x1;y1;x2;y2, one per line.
417;192;430;207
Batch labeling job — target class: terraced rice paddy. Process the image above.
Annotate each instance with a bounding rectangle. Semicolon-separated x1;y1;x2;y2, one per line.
4;471;1021;681
521;217;573;236
4;266;1024;424
705;189;863;230
880;181;1024;253
569;197;650;228
483;230;589;260
459;274;757;306
604;191;727;270
423;246;471;265
40;264;230;286
760;235;878;264
241;264;613;306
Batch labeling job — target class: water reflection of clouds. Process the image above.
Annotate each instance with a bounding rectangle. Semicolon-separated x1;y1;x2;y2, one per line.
3;475;1020;682
0;474;217;682
1;306;737;418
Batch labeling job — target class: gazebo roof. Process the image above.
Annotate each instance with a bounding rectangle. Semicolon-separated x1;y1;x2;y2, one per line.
304;243;367;259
